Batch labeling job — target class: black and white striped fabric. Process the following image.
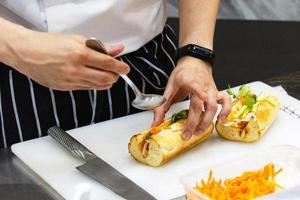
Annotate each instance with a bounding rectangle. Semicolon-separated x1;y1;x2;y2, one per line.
0;25;178;148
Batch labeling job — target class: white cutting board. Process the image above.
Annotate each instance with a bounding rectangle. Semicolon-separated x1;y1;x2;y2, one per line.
12;81;300;200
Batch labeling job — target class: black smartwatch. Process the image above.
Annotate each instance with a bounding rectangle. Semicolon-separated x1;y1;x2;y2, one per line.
176;44;215;65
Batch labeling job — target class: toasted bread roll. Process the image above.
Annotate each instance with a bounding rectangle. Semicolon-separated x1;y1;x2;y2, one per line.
128;110;214;167
216;93;280;142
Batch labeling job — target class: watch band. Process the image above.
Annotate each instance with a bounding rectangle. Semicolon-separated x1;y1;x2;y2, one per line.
176;44;215;65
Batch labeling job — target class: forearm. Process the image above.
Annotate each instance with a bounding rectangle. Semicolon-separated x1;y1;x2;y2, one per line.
178;0;220;49
0;17;29;67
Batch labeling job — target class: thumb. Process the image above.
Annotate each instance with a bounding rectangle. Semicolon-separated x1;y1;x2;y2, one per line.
152;91;189;127
152;78;179;127
152;101;171;127
152;87;177;127
106;44;125;57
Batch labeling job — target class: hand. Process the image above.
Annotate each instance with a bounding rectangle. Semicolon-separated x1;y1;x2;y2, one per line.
152;56;231;140
5;29;129;91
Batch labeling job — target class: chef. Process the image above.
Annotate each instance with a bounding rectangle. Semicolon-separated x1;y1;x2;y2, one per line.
0;0;231;148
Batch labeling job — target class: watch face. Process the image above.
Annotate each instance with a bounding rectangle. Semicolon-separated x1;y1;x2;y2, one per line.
193;45;214;58
176;44;215;65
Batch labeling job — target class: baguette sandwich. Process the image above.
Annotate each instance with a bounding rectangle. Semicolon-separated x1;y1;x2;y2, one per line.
128;110;214;167
216;86;280;142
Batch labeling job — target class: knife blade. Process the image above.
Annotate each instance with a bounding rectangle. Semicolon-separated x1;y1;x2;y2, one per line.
48;126;156;200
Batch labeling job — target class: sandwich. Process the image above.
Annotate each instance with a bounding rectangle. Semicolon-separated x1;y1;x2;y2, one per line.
128;110;214;167
216;85;280;142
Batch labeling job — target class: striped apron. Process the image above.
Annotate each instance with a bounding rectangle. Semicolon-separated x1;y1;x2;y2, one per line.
0;25;177;148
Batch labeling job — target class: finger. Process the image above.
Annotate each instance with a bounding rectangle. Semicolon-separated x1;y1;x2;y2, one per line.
78;79;113;90
63;65;118;90
71;85;112;91
182;95;203;140
50;83;93;91
188;83;208;102
50;69;115;91
106;44;125;57
71;35;124;57
217;92;232;121
152;98;174;127
63;79;113;91
69;35;86;44
152;81;179;127
195;94;218;135
93;84;113;90
84;48;130;74
81;66;119;85
69;85;98;91
152;89;175;127
152;91;188;127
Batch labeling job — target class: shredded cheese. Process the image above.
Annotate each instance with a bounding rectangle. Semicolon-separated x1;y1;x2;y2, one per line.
194;163;283;200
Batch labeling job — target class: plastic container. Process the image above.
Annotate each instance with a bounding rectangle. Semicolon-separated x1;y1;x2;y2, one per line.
180;145;300;200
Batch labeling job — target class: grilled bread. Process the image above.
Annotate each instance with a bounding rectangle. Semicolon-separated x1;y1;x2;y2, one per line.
128;110;214;167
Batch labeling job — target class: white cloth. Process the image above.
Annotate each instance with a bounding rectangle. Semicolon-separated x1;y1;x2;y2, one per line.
0;0;47;30
0;0;167;54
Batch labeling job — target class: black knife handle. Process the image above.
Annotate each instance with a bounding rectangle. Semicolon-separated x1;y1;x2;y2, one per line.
48;126;96;161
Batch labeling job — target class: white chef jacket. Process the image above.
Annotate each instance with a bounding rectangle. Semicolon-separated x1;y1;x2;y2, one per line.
0;0;167;55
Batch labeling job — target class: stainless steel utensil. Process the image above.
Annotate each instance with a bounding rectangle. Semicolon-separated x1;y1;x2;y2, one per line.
48;126;156;200
86;37;166;110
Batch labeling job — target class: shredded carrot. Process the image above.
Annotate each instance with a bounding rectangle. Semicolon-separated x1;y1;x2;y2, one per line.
149;127;162;135
194;163;283;200
148;119;172;136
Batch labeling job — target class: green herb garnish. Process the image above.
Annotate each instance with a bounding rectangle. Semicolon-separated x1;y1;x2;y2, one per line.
226;85;258;119
146;133;152;140
227;85;253;99
226;86;237;98
244;94;257;109
237;85;251;97
171;109;189;123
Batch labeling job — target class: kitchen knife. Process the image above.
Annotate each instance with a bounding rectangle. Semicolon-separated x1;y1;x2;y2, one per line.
48;126;156;200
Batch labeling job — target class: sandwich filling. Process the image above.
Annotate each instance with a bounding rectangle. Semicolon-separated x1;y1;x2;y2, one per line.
140;110;189;156
225;86;278;129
